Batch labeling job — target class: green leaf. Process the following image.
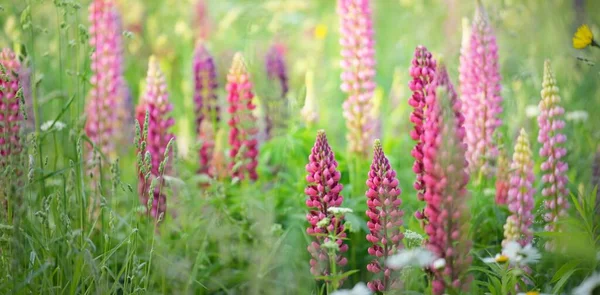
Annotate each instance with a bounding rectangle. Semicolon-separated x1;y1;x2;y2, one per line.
551;260;580;283
552;268;579;294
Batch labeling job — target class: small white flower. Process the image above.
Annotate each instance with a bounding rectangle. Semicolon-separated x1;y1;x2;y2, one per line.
327;207;353;215
565;110;589;122
573;272;600;295
40;120;66;132
331;282;372;295
525;105;540;118
403;230;424;242
386;247;437;269
432;258;446;270
482;254;509;264
483;242;540;266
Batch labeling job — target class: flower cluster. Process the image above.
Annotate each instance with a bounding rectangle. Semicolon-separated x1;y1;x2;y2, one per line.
305;130;348;278
460;3;503;176
502;129;534;247
227;53;259;181
365;140;404;292
422;65;471;295
193;42;219;176
0;48;22;169
85;0;127;161
408;45;436;218
338;0;377;156
136;56;175;220
537;60;569;247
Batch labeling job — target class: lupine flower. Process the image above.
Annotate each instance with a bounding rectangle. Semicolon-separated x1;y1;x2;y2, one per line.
301;70;318;125
537;60;569;248
458;17;470;97
495;145;509;205
85;0;128;162
193;41;219;176
422;65;471;295
136;56;175;221
0;48;23;173
408;46;436;218
502;129;534;247
338;0;377;156
227;53;259;181
460;3;503;176
305;130;348;278
365;139;404;292
264;43;289;138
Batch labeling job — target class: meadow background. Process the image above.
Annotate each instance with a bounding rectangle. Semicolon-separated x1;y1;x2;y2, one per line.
1;0;600;294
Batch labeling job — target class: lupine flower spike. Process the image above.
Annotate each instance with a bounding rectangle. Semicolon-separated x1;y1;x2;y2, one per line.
365;140;404;292
193;41;219;176
423;65;471;295
338;0;377;156
538;60;569;250
264;43;289;138
502;129;534;247
85;0;128;162
408;45;436;221
136;56;175;221
305;130;348;278
461;2;503;176
227;53;259;181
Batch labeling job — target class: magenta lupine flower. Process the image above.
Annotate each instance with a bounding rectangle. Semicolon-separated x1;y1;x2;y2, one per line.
423;65;471;295
227;53;258;181
538;60;569;247
193;41;219;176
460;3;502;176
408;46;436;220
136;56;175;221
365;140;404;292
502;129;534;247
305;130;348;278
0;48;22;169
338;0;377;156
85;0;127;161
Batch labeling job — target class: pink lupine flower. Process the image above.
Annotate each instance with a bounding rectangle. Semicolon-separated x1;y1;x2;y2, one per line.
227;53;259;181
305;130;348;278
193;41;219;176
537;60;569;247
136;56;175;221
408;45;436;219
0;48;23;171
460;3;502;176
365;139;404;292
423;65;471;295
502;129;534;247
338;0;377;156
85;0;128;161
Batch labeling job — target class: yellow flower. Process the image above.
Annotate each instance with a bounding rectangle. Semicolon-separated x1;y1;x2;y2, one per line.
314;24;327;40
525;292;539;295
573;24;594;49
495;254;509;263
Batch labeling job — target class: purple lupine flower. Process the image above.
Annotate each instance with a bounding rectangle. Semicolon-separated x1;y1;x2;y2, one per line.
423;65;471;295
85;0;128;161
264;43;289;139
502;129;534;247
538;60;569;249
460;3;502;176
408;45;436;220
365;139;404;292
193;41;219;176
305;130;348;278
338;0;377;156
136;56;175;221
0;48;23;171
266;43;289;99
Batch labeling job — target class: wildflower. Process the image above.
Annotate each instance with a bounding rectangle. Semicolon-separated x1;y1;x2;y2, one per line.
386;248;437;269
573;272;600;295
301;70;319;125
85;0;128;162
573;24;598;49
502;129;535;247
331;282;372;295
482;254;509;264
422;64;472;295
305;130;348;278
365;139;404;292
483;242;540;267
339;0;377;156
314;24;328;40
460;3;503;176
193;41;219;176
264;43;289;138
537;60;569;250
408;46;436;216
136;56;175;221
227;53;259;181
